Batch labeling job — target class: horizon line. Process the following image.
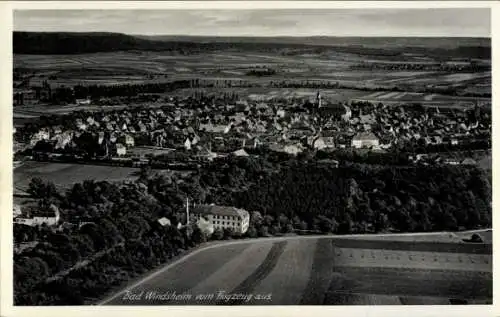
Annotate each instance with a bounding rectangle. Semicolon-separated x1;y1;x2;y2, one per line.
13;30;492;39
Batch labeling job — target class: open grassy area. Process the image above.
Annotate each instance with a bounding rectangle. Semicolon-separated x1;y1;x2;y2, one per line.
14;161;140;191
354;91;490;107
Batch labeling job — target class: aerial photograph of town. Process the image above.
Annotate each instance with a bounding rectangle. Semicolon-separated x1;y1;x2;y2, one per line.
11;7;492;306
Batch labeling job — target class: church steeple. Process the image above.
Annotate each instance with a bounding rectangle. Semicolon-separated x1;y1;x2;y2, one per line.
316;91;322;109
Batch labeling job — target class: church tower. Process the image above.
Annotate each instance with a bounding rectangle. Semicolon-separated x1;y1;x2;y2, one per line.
316;91;322;109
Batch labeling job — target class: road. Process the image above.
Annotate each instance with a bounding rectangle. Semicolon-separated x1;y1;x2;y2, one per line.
98;229;491;305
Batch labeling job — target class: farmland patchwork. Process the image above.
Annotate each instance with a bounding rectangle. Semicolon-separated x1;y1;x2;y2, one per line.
104;237;492;305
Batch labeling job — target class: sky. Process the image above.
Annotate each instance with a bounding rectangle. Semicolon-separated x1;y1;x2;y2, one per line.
14;8;491;37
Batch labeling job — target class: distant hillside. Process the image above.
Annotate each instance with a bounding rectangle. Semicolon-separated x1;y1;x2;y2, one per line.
14;32;161;54
139;35;491;49
13;31;314;54
139;35;492;59
14;32;491;59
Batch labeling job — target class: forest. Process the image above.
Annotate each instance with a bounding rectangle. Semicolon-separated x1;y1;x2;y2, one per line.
203;153;491;234
14;150;492;305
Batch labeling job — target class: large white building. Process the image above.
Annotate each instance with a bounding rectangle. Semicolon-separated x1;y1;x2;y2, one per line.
191;205;250;234
351;132;380;149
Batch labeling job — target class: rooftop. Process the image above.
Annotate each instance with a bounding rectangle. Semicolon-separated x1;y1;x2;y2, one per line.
353;132;379;141
191;205;249;219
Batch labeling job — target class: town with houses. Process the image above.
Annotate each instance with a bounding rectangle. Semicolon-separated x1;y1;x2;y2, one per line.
13;89;491;232
15;91;490;162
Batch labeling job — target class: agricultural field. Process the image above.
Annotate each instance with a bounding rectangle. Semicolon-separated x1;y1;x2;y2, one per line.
103;236;492;305
14;161;140;192
171;87;368;102
16;50;490;89
352;90;491;108
14;102;166;120
14;49;491;119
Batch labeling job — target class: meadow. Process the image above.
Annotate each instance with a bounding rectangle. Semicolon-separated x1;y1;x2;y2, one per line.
14;161;140;192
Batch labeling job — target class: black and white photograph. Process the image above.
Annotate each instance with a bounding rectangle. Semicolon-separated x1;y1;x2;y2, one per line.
6;2;494;310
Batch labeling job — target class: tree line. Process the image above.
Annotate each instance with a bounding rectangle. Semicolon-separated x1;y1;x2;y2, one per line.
350;62;490;72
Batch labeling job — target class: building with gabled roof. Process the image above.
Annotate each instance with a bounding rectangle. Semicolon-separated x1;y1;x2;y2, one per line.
351;132;380;149
191;205;250;234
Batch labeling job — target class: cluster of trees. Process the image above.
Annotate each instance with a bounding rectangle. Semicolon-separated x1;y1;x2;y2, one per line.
350;62;490;72
246;68;277;77
14;172;216;305
72;81;192;99
23;81;193;105
210;157;491;235
400;139;491;154
317;149;411;166
187;90;241;104
199;151;491;236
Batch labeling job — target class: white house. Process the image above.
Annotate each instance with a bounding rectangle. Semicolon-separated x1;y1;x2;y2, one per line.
116;143;127;156
308;135;335;150
351;132;380;149
277;109;286;118
283;144;304;156
157;217;171;227
341;105;352;122
232;149;249;157
199;123;227;133
191;205;250;234
13;204;22;217
98;132;105;145
76;98;91;105
86;116;96;125
77;122;88;131
14;204;60;227
125;134;135;147
184;138;192;150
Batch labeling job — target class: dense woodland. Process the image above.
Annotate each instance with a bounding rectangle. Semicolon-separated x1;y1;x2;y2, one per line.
14;150;492;305
14;32;491;60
